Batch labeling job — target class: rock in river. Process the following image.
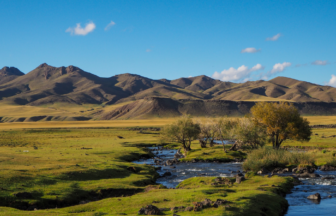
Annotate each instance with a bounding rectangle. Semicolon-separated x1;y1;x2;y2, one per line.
307;193;321;200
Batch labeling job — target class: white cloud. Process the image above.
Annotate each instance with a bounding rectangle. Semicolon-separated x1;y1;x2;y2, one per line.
66;21;96;36
212;64;264;82
241;47;261;53
104;21;116;31
327;75;336;87
266;33;281;41
312;60;328;65
270;62;291;74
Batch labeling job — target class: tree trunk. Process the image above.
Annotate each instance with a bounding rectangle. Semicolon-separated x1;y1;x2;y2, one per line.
199;139;207;148
209;140;214;147
221;139;226;153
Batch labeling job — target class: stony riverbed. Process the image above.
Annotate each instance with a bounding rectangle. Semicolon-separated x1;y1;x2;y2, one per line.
134;147;336;215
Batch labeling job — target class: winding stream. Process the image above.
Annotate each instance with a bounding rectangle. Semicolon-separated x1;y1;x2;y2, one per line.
133;147;336;215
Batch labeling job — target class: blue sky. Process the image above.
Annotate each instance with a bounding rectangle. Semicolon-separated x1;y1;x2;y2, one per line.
0;0;335;85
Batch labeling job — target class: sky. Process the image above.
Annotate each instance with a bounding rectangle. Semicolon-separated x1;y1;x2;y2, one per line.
0;0;335;86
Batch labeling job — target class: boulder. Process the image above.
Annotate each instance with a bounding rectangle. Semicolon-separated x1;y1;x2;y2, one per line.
322;177;335;180
257;168;269;175
165;160;174;166
213;199;227;208
185;206;193;211
320;165;336;171
192;202;203;211
307;193;321;200
202;198;212;207
236;176;245;184
138;205;161;215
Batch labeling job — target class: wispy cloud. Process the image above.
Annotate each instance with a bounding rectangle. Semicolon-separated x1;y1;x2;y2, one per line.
241;47;261;53
270;62;292;74
104;21;116;31
146;49;152;52
312;60;328;65
212;64;264;82
66;21;96;36
327;75;336;87
260;62;291;80
266;33;281;41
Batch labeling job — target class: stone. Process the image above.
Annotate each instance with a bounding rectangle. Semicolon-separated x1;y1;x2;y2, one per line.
185;206;193;211
213;199;227;207
138;205;161;215
322;177;335;180
202;198;212;207
236;176;245;184
328;195;332;198
307;193;321;200
192;202;203;211
257;168;269;175
320;165;336;171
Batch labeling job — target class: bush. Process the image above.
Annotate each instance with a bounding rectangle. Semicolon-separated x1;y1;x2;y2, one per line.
242;147;315;172
322;149;327;154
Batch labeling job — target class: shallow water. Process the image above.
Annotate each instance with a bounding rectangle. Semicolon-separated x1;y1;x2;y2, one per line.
133;147;241;188
133;147;336;215
285;169;336;215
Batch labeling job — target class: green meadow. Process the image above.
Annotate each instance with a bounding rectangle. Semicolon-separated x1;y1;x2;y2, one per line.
0;119;334;215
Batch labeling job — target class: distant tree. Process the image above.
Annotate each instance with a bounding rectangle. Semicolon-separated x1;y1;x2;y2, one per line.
251;102;312;149
216;117;236;152
232;117;267;150
161;115;201;153
198;120;218;148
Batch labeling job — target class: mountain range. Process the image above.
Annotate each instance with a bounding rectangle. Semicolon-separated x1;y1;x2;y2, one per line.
1;63;336;121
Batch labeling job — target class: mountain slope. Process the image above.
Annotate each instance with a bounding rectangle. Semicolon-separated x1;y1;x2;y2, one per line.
1;64;336;108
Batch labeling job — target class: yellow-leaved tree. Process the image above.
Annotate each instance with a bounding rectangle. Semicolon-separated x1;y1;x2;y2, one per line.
250;102;312;149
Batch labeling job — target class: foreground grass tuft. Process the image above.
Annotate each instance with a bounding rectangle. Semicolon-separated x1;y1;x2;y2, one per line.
243;147;315;172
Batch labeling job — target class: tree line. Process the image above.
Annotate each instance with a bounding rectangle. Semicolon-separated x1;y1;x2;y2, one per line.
161;102;312;153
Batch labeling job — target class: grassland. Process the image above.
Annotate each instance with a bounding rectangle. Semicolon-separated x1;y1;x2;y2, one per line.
0;118;335;215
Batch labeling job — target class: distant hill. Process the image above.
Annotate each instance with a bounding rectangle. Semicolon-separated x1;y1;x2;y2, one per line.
1;63;336;121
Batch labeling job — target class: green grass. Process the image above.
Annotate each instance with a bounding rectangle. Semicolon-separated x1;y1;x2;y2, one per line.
282;128;336;148
180;144;246;162
0;127;298;215
0;175;295;216
0;128;160;210
243;147;315;172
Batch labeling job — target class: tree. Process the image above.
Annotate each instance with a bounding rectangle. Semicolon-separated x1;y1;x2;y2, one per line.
232;117;267;150
198;120;218;148
216;117;236;152
161;115;201;153
251;102;312;149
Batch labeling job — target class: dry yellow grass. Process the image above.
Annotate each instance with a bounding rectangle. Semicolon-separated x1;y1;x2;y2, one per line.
0;116;334;130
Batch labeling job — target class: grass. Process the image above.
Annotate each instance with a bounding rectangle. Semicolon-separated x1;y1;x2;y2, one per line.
180;144;246;162
243;147;315;172
0;124;297;216
0;175;295;216
0;128;160;210
0;120;336;215
282;128;336;148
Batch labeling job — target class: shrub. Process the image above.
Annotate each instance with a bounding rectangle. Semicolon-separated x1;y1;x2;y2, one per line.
322;149;327;154
242;147;315;172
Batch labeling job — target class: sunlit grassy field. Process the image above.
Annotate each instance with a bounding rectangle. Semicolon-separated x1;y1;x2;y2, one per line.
0;117;335;215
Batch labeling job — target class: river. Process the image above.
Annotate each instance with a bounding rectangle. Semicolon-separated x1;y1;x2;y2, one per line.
133;147;336;215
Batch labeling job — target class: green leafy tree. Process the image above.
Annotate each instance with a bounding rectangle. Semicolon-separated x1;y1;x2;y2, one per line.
232;117;267;150
251;102;312;149
161;115;201;153
198;120;218;148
